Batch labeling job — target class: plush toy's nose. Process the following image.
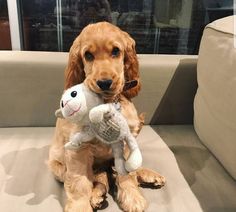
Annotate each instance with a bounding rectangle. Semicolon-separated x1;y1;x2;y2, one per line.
61;100;64;108
96;79;113;91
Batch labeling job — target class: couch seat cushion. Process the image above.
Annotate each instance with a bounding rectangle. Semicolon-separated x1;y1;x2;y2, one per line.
0;126;202;212
154;125;236;212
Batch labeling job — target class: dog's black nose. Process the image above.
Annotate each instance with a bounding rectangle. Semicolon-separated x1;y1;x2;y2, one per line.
96;79;113;91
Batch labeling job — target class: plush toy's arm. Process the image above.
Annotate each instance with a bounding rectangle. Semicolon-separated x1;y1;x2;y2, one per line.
89;104;111;123
111;142;128;175
65;129;95;150
55;109;64;119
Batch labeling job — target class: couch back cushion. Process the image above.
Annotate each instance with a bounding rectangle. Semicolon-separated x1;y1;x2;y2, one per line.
0;51;197;127
0;51;66;127
194;16;236;179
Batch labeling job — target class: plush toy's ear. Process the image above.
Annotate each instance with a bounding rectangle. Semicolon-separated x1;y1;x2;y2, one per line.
55;109;64;119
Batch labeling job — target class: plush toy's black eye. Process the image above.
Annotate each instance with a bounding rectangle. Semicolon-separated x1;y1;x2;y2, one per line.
111;47;120;57
61;101;64;108
84;51;94;61
71;91;77;97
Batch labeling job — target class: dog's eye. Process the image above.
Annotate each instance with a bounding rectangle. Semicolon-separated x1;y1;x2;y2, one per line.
71;91;77;98
84;51;94;61
61;101;64;108
111;47;120;57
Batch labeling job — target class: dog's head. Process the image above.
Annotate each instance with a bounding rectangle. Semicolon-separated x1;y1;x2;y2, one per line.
64;22;140;100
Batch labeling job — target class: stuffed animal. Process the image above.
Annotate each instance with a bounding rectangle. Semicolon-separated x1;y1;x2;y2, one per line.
57;83;142;175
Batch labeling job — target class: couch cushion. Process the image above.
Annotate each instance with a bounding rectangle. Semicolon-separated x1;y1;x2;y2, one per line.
194;15;236;179
0;127;65;212
154;125;236;212
0;51;67;128
0;51;197;127
0;126;202;212
135;55;197;125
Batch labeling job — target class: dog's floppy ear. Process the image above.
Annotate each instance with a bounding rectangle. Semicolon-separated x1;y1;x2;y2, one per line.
64;36;85;89
122;32;141;99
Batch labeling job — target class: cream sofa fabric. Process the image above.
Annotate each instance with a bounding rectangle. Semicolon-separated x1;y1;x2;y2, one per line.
0;45;235;211
0;51;197;127
0;51;67;127
0;51;203;212
194;16;236;179
155;125;236;212
0;126;203;212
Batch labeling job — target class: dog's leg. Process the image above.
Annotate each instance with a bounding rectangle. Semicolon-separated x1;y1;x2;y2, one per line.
116;174;147;212
48;119;67;182
90;171;109;209
113;139;146;211
64;147;94;212
133;167;166;188
48;146;66;182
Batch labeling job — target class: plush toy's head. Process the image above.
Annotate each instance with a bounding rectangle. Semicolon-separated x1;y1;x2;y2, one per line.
60;83;102;123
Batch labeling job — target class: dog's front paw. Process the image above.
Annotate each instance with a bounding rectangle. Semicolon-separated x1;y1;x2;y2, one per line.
135;167;166;188
90;182;107;209
65;197;93;212
47;159;66;182
116;175;147;212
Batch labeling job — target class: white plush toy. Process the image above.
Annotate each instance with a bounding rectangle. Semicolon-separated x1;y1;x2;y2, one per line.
57;83;142;175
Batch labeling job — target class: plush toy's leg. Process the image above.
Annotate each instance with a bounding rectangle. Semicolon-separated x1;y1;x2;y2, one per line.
111;142;128;175
89;104;111;123
65;131;95;150
125;134;142;172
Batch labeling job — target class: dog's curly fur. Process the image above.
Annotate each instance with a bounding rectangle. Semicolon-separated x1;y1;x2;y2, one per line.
48;22;165;212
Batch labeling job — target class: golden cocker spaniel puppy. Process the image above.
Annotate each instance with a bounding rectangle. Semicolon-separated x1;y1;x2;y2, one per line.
48;22;165;212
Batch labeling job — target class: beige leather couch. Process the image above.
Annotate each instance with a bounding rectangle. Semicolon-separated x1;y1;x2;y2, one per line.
0;16;235;212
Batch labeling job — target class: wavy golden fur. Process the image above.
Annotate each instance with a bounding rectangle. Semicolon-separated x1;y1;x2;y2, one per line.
48;22;165;212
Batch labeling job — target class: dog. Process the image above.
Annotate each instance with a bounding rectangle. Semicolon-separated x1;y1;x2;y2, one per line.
48;22;165;212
